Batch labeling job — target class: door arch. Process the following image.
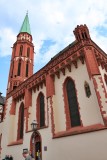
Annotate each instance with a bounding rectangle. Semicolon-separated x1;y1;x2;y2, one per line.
30;131;42;160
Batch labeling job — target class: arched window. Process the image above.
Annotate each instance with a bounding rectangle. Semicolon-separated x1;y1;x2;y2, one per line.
27;47;30;57
84;81;91;98
26;61;29;77
11;61;14;78
17;59;21;76
65;78;81;127
37;93;45;128
17;103;24;140
84;32;88;39
82;32;85;39
104;74;107;85
19;45;23;56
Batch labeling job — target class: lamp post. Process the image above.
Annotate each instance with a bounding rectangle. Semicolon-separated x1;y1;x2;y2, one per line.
31;120;38;160
31;120;38;131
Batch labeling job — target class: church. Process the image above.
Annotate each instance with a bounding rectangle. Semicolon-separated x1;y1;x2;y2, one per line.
0;13;107;160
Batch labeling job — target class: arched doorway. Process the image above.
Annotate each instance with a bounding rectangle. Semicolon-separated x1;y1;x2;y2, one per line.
30;131;42;160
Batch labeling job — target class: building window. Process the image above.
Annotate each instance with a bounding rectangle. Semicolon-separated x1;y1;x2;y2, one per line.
82;32;85;39
17;59;21;76
17;103;24;140
65;78;81;127
11;61;14;78
27;47;30;57
26;61;29;77
84;32;88;39
84;81;91;98
37;93;45;128
19;45;23;56
104;74;107;85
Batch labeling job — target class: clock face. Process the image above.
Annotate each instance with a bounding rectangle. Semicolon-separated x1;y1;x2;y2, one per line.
0;105;3;113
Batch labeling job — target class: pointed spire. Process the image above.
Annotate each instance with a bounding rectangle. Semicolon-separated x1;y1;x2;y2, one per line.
19;12;31;35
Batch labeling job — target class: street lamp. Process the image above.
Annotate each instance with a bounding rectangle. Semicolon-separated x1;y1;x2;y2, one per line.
31;120;38;131
31;120;38;160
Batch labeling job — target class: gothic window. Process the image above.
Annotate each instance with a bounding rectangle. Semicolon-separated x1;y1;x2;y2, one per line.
82;32;85;39
66;78;81;127
17;103;24;140
17;59;21;76
11;61;14;78
84;32;87;39
84;81;91;98
26;61;29;77
104;74;107;85
19;45;23;56
37;93;45;128
27;47;30;57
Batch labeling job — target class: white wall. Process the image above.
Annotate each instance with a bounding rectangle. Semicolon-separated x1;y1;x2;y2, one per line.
53;60;103;133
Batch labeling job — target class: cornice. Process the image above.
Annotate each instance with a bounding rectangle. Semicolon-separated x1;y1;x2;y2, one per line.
91;40;107;59
92;42;107;70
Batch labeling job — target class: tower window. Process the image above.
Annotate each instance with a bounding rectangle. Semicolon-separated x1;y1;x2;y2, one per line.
27;47;30;57
11;61;14;78
65;78;81;127
84;81;91;98
17;59;21;76
26;61;29;77
19;45;23;56
82;32;85;39
84;32;88;39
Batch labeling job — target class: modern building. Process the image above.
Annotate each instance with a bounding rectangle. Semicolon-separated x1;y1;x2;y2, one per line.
0;13;107;160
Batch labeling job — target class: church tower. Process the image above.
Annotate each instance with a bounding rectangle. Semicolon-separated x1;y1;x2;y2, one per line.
7;13;34;93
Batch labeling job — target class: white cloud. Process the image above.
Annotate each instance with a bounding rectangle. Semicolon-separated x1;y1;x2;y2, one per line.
0;28;16;56
1;0;107;96
0;0;107;65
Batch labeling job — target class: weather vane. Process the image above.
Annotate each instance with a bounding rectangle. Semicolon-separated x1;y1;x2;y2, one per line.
26;10;28;15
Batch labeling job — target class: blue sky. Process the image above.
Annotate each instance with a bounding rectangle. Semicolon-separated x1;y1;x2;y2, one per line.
0;0;107;96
